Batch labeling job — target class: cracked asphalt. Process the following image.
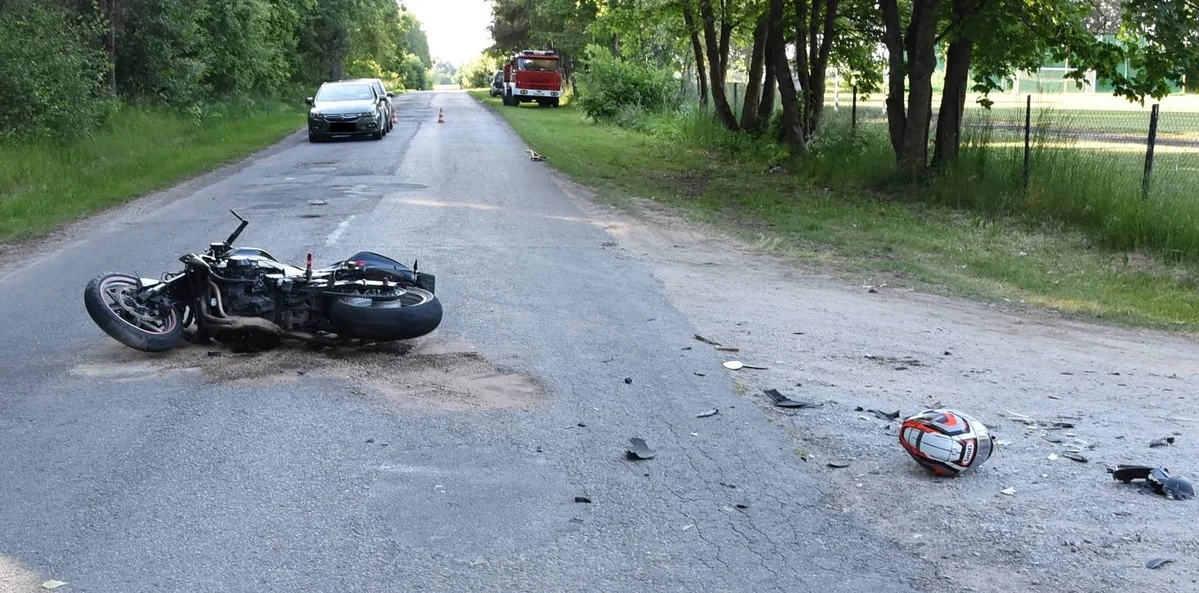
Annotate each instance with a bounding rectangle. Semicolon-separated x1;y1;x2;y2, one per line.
0;91;944;592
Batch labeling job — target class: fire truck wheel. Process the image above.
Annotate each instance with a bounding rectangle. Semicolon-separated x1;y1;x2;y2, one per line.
551;98;560;108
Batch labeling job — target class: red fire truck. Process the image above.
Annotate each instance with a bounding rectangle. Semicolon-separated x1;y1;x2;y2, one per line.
501;50;563;108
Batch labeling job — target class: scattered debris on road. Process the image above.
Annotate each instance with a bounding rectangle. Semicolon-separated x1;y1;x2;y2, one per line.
574;496;592;503
307;200;328;206
1062;451;1089;463
1001;487;1016;496
626;437;656;460
1149;436;1176;448
715;346;739;352
624;377;633;384
696;409;719;418
1113;466;1195;500
763;388;821;409
722;360;767;370
525;149;547;162
856;407;901;421
1146;558;1174;569
694;334;721;346
828;461;851;469
41;582;67;590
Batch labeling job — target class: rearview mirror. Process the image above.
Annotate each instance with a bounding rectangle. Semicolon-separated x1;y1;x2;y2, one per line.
305;97;314;106
387;92;395;98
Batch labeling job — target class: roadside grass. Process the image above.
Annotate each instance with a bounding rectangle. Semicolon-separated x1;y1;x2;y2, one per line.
471;90;1199;330
0;103;300;242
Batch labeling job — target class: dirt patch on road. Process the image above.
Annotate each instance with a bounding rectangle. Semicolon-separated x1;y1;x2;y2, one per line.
72;339;546;412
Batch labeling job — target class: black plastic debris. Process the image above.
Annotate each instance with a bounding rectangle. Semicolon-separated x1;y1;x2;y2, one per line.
577;422;587;428
694;334;721;346
735;503;749;509
1062;451;1088;463
715;346;740;353
1146;558;1174;570
695;372;706;377
624;377;633;384
1149;437;1176;448
855;407;900;421
574;496;592;504
1113;466;1195;500
764;389;821;409
827;461;851;469
365;438;375;444
626;438;656;460
1050;421;1076;430
697;409;719;418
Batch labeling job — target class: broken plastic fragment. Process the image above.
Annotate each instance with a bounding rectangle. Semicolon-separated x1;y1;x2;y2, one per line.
722;361;743;370
1000;488;1016;496
1146;558;1174;569
763;389;821;409
827;461;851;469
694;334;722;346
715;346;739;352
626;437;655;460
41;582;67;590
624;377;633;384
574;496;592;503
696;409;719;418
1149;436;1176;448
1061;451;1088;463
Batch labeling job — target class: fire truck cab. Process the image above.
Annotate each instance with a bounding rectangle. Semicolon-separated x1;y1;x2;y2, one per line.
501;50;563;108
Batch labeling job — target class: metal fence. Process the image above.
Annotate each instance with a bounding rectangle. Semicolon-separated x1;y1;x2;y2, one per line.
950;95;1199;199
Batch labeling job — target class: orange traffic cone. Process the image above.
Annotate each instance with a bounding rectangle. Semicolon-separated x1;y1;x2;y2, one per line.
437;108;445;124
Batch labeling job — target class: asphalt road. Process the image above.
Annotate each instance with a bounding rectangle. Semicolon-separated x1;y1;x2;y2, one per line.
0;92;940;592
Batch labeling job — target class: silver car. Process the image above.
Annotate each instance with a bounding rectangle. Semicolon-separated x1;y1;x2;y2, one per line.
305;82;387;142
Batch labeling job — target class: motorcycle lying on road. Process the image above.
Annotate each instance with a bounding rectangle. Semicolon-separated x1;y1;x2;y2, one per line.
84;211;441;353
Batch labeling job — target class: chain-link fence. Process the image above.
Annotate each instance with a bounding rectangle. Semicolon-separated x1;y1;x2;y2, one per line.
953;95;1199;200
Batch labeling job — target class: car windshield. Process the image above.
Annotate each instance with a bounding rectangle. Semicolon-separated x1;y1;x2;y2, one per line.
517;58;558;72
315;84;374;102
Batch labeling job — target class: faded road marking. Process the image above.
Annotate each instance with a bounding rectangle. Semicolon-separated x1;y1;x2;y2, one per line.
325;215;356;246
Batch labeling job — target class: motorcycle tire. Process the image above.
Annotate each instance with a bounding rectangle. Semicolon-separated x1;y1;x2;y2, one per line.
327;287;442;341
84;273;183;352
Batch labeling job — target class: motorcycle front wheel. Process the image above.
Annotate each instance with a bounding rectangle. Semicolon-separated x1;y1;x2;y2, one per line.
84;273;183;352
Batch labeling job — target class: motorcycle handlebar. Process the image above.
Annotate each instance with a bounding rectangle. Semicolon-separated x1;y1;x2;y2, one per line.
224;210;248;247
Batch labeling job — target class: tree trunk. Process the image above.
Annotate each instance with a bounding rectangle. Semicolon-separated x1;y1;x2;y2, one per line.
699;0;739;130
880;0;907;159
682;3;709;105
757;33;777;125
805;0;838;137
719;21;733;80
932;36;974;167
740;17;768;131
792;0;812;138
769;0;803;151
899;0;942;173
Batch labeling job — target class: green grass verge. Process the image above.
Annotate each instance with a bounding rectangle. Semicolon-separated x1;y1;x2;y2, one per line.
471;90;1199;331
0;104;300;242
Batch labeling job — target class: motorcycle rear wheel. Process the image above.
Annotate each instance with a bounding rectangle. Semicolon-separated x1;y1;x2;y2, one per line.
327;287;442;341
84;273;183;352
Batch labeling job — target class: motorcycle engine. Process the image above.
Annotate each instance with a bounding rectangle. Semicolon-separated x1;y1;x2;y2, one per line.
219;258;275;318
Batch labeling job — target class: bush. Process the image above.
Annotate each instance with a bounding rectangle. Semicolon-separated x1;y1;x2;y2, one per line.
0;4;110;139
576;45;681;122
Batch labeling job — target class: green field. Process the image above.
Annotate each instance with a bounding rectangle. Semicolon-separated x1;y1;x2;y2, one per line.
0;105;301;243
473;90;1199;332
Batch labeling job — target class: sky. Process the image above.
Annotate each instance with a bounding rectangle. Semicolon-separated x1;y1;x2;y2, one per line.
402;0;494;67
